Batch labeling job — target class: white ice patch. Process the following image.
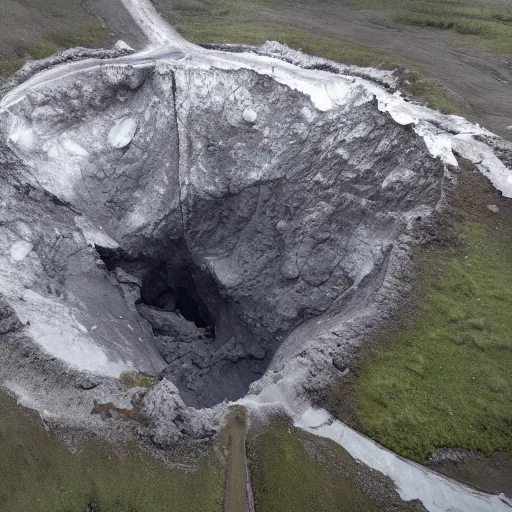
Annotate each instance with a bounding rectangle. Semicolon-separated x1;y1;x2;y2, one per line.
60;135;89;157
14;289;129;377
451;134;512;197
108;117;138;149
242;108;257;124
10;241;33;262
296;408;512;512
9;116;34;150
416;128;458;167
114;40;134;52
390;111;415;126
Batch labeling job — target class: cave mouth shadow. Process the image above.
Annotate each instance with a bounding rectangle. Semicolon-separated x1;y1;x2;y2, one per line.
96;244;272;408
140;261;214;332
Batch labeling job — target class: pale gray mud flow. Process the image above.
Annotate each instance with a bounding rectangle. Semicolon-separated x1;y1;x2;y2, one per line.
86;0;150;49
0;0;511;510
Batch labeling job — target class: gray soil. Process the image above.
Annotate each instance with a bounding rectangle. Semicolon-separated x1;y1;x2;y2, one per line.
428;448;512;497
84;0;149;49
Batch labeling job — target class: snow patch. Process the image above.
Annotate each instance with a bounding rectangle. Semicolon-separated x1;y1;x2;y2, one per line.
114;40;134;52
108;117;138;149
451;134;512;197
9;116;34;150
296;408;512;512
13;289;129;377
390;111;415;125
10;241;33;262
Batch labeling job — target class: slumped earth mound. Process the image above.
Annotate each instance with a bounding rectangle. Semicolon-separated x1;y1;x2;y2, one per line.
0;59;445;415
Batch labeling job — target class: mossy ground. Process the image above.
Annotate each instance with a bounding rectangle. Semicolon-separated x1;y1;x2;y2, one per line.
328;165;512;463
119;371;154;389
247;417;425;512
0;393;224;512
354;223;512;461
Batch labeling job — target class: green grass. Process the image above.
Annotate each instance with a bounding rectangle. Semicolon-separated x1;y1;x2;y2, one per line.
119;371;154;388
7;23;108;70
170;2;395;68
0;392;224;511
353;223;512;461
248;419;377;511
0;0;109;82
350;0;512;53
402;70;462;115
248;418;424;511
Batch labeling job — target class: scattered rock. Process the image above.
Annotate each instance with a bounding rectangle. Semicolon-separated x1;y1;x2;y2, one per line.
84;501;100;512
242;108;257;124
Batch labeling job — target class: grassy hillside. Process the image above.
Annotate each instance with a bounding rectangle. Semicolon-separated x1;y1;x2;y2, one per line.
0;393;224;512
328;165;512;465
0;0;109;80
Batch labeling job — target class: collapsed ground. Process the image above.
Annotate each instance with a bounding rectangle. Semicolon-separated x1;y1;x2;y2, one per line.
0;0;511;509
2;0;512;140
156;0;512;139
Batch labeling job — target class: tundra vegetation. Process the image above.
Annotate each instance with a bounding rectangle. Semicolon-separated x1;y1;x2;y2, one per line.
353;223;512;461
353;0;512;53
119;371;154;388
329;166;512;464
0;393;224;512
0;0;108;80
247;417;426;512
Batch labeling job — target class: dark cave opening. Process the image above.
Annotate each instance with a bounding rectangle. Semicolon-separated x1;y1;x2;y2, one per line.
95;244;274;408
174;286;210;328
139;260;215;332
95;245;123;271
